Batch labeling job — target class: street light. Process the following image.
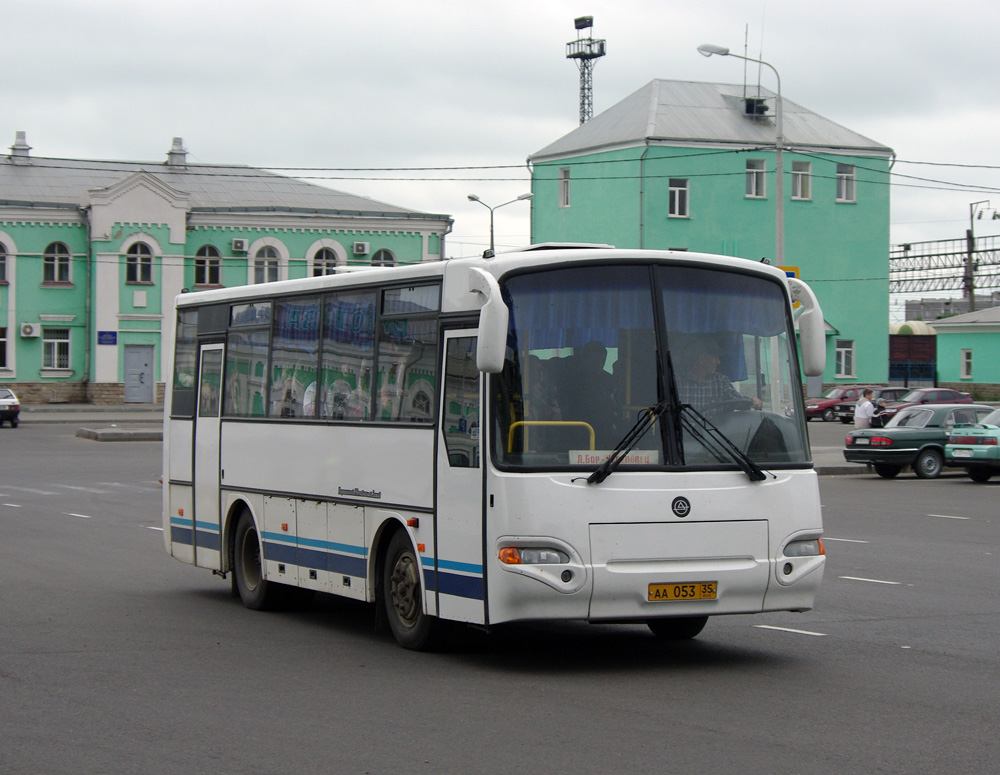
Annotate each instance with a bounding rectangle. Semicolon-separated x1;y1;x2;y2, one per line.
467;192;534;256
698;44;784;265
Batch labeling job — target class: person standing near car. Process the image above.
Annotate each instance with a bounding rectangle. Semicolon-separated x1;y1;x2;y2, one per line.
854;388;875;429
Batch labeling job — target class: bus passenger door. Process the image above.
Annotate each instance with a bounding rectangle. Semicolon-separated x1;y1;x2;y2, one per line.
193;344;224;570
434;332;486;624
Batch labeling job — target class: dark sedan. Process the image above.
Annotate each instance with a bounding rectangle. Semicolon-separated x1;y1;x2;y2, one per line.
882;388;973;420
843;403;993;478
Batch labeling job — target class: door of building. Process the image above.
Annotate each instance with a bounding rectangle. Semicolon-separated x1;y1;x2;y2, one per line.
124;345;155;403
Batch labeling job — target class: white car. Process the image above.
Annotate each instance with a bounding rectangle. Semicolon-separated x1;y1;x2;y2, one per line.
0;387;20;427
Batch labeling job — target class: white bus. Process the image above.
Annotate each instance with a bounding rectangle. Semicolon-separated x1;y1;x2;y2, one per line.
163;246;828;649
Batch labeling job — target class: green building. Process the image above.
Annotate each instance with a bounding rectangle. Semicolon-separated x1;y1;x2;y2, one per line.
528;79;894;388
1;133;452;403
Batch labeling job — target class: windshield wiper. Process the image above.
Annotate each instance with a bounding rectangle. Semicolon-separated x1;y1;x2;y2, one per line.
675;404;768;482
586;401;669;484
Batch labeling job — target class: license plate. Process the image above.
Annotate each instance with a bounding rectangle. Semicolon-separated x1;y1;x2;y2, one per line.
648;581;718;602
853;438;870;445
952;449;973;458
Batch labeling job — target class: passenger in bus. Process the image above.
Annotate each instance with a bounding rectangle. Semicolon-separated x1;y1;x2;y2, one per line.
673;334;761;414
559;340;618;447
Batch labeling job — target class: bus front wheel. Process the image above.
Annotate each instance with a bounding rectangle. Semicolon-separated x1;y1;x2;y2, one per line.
647;615;708;640
233;509;280;610
383;530;437;650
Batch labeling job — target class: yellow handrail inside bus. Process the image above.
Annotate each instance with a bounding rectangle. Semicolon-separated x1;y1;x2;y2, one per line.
508;420;596;452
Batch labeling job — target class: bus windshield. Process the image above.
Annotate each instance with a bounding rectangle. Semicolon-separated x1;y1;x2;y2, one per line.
493;263;809;471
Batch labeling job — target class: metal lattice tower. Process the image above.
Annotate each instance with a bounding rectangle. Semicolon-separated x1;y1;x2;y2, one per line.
566;16;606;124
889;235;1000;294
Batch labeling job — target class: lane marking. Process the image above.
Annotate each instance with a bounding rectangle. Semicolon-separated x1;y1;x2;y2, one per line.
65;513;92;519
839;575;901;585
55;485;110;494
928;514;970;520
3;503;23;508
5;487;57;495
754;625;826;637
147;526;164;532
824;537;869;544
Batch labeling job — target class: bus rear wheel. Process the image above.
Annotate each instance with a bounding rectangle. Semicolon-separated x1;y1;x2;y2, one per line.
647;615;708;640
233;509;281;610
383;530;437;650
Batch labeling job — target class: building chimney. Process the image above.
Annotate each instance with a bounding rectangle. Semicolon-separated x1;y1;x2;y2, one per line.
166;137;188;167
9;131;32;164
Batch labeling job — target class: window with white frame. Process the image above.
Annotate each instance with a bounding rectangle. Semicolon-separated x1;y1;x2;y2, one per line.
0;242;7;282
43;242;71;283
668;178;689;217
746;159;766;198
0;327;7;368
43;328;70;370
126;242;153;283
791;161;812;200
559;168;571;208
961;349;973;379
313;247;340;276
835;339;855;378
371;249;397;268
253;246;279;284
194;245;221;286
836;164;856;202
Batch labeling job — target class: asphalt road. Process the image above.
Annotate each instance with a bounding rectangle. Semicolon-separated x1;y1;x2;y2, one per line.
1;424;997;774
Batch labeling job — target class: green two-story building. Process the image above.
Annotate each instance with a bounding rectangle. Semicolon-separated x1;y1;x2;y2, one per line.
528;79;894;387
1;133;452;403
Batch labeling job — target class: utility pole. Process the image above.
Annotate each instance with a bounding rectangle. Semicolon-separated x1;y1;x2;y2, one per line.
566;17;606;124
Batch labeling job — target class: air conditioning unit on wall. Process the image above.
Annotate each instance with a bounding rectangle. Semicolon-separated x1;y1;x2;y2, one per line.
232;238;249;252
20;322;41;338
353;241;370;255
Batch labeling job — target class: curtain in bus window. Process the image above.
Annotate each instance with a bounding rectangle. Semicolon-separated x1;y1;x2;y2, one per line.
377;316;438;422
269;296;320;418
320;291;376;421
225;330;269;417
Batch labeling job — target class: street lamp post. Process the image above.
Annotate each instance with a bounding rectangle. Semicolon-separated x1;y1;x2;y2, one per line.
467;193;533;256
698;44;784;266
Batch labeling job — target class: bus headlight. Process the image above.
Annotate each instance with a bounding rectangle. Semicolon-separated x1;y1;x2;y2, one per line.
499;547;570;565
783;538;825;557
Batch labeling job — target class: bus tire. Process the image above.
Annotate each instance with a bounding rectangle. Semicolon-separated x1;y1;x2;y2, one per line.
647;615;708;640
233;509;280;611
383;529;437;650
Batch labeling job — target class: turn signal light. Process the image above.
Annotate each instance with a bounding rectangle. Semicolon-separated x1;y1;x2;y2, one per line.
498;547;522;565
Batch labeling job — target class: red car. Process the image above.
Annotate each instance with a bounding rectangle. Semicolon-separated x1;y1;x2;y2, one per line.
882;388;973;420
804;385;879;422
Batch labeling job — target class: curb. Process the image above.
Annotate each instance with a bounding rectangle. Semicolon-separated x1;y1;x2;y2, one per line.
75;427;163;442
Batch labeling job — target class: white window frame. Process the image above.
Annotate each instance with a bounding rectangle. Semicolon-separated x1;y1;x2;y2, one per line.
668;178;689;218
0;326;7;369
371;249;397;268
836;164;856;203
746;159;766;198
791;161;812;200
960;349;973;379
43;242;71;284
194;245;221;287
559;168;571;208
43;327;71;370
835;339;855;378
0;242;7;282
126;242;153;284
253;246;280;284
312;247;342;276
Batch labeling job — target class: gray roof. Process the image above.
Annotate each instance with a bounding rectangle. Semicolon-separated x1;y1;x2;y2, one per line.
0;153;449;222
926;305;1000;327
530;79;893;161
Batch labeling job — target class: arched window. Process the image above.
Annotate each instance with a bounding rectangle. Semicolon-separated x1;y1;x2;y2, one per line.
371;249;397;268
43;242;71;284
0;242;7;283
313;247;340;276
254;246;279;284
195;245;221;286
126;242;153;283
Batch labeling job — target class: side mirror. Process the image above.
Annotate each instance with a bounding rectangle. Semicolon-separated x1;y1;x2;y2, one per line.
469;268;509;373
788;277;826;377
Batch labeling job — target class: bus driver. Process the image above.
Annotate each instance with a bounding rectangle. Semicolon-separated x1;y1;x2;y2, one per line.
673;334;762;414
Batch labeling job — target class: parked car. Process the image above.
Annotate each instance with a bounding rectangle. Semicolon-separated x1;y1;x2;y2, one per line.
881;388;973;420
944;407;1000;482
843;403;993;479
0;387;20;427
833;386;910;424
805;385;879;422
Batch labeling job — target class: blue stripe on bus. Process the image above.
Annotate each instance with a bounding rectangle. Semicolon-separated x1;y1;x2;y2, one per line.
171;525;193;545
262;541;367;578
195;529;221;552
423;568;484;601
261;531;368;557
422;556;483;575
171;517;193;529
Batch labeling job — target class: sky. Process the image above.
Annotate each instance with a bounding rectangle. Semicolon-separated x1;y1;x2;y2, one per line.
6;0;1000;309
